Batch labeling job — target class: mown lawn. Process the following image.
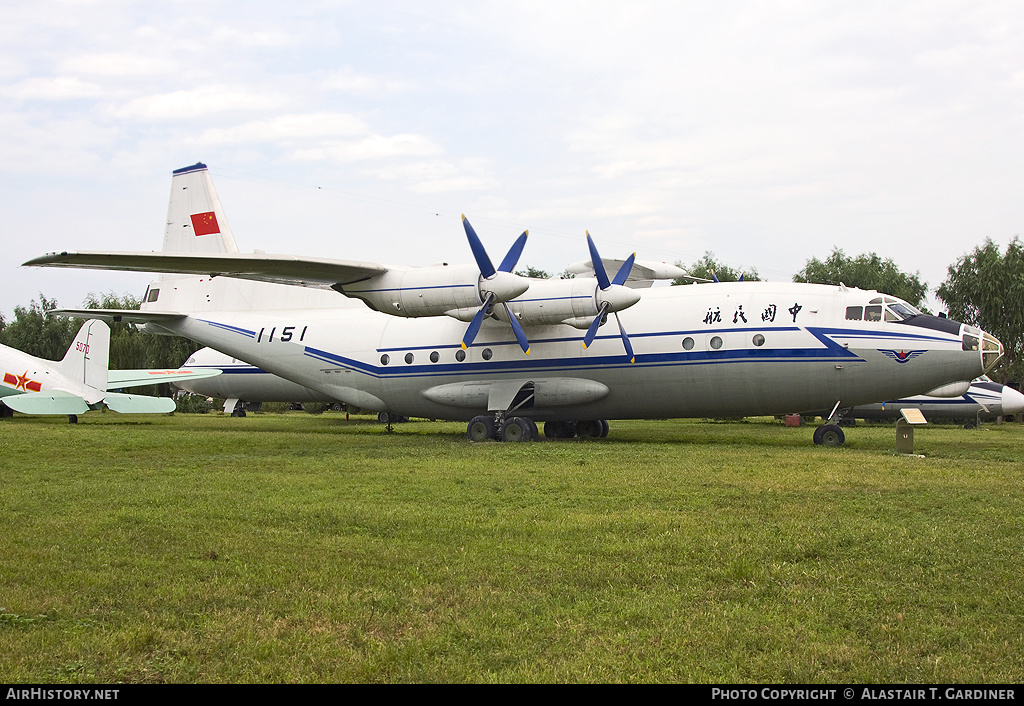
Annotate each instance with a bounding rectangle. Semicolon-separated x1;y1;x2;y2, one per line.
1;412;1022;683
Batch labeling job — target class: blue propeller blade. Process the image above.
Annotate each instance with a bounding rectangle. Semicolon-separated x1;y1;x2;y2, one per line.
611;252;636;287
615;313;635;364
503;303;531;355
586;232;611;291
462;293;494;350
497;231;529;273
462;215;496;279
582;303;609;349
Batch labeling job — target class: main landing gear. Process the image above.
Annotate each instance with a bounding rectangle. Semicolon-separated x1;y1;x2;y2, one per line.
466;415;609;442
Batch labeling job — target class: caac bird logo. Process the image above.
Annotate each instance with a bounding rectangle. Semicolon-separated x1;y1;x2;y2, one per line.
879;349;926;364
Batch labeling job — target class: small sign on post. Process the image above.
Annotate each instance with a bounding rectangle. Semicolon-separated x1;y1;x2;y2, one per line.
896;408;927;454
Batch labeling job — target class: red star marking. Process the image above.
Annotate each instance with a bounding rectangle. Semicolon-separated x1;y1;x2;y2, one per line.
15;371;30;390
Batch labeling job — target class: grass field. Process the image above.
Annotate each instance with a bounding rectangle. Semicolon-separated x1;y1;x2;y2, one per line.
1;411;1022;683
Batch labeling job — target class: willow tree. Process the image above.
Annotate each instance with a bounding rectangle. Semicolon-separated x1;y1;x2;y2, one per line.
937;237;1024;384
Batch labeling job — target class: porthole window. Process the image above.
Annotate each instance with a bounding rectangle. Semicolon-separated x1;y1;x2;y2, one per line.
380;354;390;365
455;349;466;362
405;353;414;364
752;334;765;347
430;351;439;363
710;336;723;350
682;337;695;350
481;348;493;360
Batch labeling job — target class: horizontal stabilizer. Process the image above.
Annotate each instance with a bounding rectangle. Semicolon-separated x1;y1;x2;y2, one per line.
3;392;90;415
103;392;177;414
107;367;221;389
25;251;388;290
51;308;185;325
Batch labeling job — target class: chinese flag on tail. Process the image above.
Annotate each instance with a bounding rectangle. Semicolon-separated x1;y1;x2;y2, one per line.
190;211;220;236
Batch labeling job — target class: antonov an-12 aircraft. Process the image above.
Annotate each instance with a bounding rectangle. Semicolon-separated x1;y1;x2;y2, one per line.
0;318;220;422
25;163;1003;445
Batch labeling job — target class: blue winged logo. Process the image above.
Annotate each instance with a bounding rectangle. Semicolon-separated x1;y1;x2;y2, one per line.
879;349;926;364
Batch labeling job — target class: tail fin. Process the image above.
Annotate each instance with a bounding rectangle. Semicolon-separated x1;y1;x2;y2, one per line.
163;162;239;254
58;319;110;404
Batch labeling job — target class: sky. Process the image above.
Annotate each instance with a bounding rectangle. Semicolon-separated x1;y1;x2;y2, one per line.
2;0;1023;320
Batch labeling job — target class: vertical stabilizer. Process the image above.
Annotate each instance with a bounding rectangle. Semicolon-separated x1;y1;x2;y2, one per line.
163;163;239;254
58;320;110;404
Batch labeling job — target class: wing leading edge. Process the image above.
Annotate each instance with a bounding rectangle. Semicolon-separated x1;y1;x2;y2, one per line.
23;251;388;289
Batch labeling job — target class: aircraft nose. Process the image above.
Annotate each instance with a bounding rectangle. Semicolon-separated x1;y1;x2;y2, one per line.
1001;384;1024;416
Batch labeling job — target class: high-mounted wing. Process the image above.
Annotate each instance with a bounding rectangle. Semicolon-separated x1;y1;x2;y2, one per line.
23;251;388;290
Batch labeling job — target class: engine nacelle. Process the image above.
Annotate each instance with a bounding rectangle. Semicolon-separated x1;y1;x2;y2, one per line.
337;264;528;318
496;278;641;327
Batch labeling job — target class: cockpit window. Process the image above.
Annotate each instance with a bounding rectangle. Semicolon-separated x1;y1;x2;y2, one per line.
147;288;160;303
888;302;921;320
845;306;863;321
865;305;882;321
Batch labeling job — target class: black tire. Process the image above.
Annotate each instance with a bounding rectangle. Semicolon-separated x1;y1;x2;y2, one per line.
818;424;845;447
576;420;603;438
599;419;610;437
467;415;496;442
501;417;534;442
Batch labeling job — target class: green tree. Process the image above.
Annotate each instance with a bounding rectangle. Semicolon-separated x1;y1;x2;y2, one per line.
514;266;551;279
936;237;1024;384
793;248;928;309
672;252;759;285
0;295;75;360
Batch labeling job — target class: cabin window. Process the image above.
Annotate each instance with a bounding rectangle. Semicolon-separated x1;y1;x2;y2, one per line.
963;334;979;352
430;351;439;363
752;334;765;347
455;350;466;362
864;305;883;322
380;354;390;365
845;306;862;320
682;337;695;350
710;336;723;350
481;348;493;360
405;353;414;364
147;288;160;303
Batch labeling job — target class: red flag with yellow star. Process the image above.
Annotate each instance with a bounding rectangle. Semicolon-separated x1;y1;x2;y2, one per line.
190;211;220;236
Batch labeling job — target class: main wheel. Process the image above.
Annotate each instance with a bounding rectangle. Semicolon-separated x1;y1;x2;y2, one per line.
467;415;497;442
815;424;845;447
576;420;603;438
501;417;534;442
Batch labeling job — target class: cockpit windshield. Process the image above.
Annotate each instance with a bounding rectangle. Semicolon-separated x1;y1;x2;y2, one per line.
845;297;922;323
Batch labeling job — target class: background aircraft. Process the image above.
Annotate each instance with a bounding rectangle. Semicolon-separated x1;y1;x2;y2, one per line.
0;318;220;423
176;346;341;416
838;377;1024;426
25;163;1004;444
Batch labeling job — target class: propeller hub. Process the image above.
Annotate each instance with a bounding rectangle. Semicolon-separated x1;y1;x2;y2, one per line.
482;270;530;303
597;284;641;312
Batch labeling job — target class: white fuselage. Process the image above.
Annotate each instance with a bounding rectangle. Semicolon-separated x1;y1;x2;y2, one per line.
144;276;994;422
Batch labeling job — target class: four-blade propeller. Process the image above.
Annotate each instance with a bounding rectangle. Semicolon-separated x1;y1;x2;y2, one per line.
461;215;531;354
581;232;639;363
458;218;641;363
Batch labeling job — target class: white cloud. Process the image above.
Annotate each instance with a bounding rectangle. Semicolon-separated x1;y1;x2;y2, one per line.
111;85;289;120
291;133;442;163
6;76;105;100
